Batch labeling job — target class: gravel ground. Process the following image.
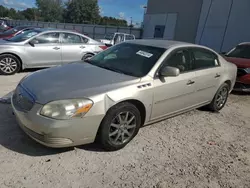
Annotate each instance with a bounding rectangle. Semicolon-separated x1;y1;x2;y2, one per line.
0;72;250;188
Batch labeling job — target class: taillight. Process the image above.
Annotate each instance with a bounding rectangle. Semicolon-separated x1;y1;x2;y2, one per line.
99;46;108;50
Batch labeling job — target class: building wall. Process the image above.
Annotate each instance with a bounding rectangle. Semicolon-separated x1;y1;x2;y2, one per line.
143;0;203;43
196;0;250;52
144;0;250;52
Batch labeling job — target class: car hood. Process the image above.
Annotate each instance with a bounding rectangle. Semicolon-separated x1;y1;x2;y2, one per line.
21;62;140;104
225;57;250;68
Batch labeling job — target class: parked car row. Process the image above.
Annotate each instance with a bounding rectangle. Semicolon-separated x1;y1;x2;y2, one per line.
0;27;108;75
11;39;237;150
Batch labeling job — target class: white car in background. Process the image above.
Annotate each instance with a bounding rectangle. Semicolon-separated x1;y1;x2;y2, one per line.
100;32;135;46
0;28;108;75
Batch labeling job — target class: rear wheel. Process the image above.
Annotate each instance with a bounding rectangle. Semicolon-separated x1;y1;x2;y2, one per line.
0;54;21;75
208;83;229;112
98;102;141;151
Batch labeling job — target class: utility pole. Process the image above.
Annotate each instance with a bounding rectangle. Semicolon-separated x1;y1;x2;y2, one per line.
130;17;132;27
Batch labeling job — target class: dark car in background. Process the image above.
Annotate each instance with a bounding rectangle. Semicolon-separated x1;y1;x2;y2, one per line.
0;26;37;39
223;43;250;92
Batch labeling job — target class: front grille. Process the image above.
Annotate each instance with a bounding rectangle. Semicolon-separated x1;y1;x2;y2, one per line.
237;68;248;77
12;85;35;112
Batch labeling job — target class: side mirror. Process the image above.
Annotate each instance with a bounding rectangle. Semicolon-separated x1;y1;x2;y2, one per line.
159;66;180;77
28;39;39;47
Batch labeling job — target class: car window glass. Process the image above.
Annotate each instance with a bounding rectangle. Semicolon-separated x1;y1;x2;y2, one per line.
227;45;250;59
61;33;83;44
89;43;166;77
81;36;89;43
192;48;218;69
164;50;192;73
7;30;40;42
34;32;59;44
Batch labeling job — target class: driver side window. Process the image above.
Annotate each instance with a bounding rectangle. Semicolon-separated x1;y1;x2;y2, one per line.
164;49;192;73
32;32;60;44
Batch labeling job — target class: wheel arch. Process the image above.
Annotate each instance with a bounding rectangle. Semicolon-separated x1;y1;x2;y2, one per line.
82;52;95;60
224;80;232;90
0;52;23;67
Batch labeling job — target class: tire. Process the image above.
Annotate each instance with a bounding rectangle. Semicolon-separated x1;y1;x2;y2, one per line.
98;102;141;151
82;53;94;61
0;54;21;75
208;83;230;112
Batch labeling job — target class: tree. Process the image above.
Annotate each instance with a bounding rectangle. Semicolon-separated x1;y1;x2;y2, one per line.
65;0;100;24
99;16;128;27
0;5;9;18
21;8;38;21
36;0;63;22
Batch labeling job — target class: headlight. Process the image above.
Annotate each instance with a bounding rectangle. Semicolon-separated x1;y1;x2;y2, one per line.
245;68;250;74
40;99;93;120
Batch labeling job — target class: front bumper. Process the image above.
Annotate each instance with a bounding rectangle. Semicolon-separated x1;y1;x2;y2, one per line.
11;96;104;148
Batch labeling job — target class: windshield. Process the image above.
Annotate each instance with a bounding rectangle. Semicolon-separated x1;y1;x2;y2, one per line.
226;45;250;59
104;33;114;40
87;43;166;77
6;30;41;42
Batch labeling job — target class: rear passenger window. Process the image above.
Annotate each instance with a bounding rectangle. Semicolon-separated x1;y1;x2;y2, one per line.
192;49;219;70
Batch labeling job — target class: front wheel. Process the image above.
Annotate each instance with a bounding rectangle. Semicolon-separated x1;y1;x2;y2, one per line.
98;102;141;151
0;54;21;75
208;83;230;112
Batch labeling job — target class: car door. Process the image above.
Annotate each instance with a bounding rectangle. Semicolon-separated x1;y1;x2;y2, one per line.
151;48;197;120
25;32;61;67
190;47;223;104
60;32;90;64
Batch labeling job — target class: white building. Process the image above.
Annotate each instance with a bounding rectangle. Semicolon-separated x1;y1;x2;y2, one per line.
143;0;250;52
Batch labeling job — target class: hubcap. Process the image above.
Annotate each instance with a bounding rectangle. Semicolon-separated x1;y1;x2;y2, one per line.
0;57;17;74
109;111;137;145
216;87;228;108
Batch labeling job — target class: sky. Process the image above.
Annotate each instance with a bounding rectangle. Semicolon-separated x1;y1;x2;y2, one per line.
0;0;147;24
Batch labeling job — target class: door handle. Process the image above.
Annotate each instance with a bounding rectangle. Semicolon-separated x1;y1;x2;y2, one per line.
53;47;60;50
215;73;221;78
80;46;86;49
187;80;195;85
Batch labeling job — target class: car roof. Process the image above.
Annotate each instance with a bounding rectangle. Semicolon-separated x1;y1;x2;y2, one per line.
238;42;250;46
126;39;192;49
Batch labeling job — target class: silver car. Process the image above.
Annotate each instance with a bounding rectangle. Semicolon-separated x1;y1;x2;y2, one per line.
0;28;107;75
11;40;237;151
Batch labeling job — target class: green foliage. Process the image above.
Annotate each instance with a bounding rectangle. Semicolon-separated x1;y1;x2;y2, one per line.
36;0;63;22
64;0;100;24
99;16;128;27
0;1;129;27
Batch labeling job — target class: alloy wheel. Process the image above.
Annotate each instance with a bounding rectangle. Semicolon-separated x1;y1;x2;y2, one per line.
109;111;137;145
0;57;17;74
216;86;228;108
